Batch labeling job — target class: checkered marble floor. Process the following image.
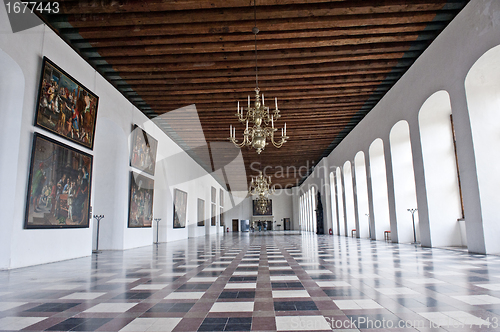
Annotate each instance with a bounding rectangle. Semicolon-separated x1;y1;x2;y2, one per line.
1;233;500;331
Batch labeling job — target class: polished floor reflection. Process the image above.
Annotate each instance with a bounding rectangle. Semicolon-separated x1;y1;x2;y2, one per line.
1;233;500;331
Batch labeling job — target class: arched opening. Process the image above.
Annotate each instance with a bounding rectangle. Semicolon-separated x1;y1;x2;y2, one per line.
304;191;309;232
418;91;462;248
311;186;317;233
299;195;304;231
389;120;419;244
329;172;338;235
369;139;391;241
335;167;345;236
465;45;500;254
354;152;370;238
306;190;312;232
343;161;356;236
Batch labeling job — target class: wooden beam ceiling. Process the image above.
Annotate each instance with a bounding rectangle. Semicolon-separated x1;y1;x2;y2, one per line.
39;0;469;189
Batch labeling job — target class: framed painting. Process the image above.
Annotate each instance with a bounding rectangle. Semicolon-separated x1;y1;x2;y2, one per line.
24;132;93;229
197;198;205;227
211;204;216;226
173;188;188;228
253;199;273;216
130;125;158;176
128;172;154;228
35;57;99;150
211;186;216;204
220;207;224;227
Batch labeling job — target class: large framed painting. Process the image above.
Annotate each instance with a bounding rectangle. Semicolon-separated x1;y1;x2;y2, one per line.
173;189;188;228
197;198;205;227
130;125;158;176
211;204;216;226
220;207;224;227
211;186;216;204
35;57;99;150
24;133;93;229
128;172;154;228
253;199;273;216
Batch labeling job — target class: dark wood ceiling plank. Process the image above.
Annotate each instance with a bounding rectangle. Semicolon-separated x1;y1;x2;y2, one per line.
82;32;432;57
118;67;401;85
75;23;442;47
55;1;456;27
89;41;423;66
58;0;459;15
57;10;454;37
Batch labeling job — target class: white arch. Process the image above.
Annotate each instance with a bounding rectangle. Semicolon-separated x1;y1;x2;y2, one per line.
419;90;462;247
329;172;338;235
354;152;370;238
389;120;419;244
465;44;500;254
335;167;345;236
369;138;391;240
343;161;356;236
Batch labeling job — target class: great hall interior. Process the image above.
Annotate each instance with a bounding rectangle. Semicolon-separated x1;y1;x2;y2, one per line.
1;1;500;331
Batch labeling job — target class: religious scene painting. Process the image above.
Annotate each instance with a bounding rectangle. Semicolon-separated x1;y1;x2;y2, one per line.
24;133;92;229
197;198;205;227
130;125;158;176
35;57;99;150
173;189;187;228
253;199;273;216
128;172;154;228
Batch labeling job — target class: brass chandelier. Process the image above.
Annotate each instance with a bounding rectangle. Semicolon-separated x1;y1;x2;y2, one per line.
228;1;288;154
249;171;275;214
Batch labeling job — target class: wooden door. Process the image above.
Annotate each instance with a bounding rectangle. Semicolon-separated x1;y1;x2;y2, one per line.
232;219;239;232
